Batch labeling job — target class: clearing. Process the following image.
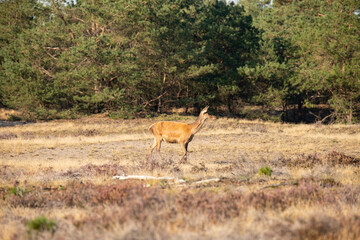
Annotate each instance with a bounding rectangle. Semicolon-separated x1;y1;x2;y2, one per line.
0;116;359;239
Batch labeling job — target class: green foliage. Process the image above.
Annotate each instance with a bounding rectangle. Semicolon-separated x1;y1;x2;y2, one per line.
240;0;360;123
108;108;137;120
7;114;22;121
258;166;272;177
9;187;26;197
155;113;192;121
0;0;359;122
26;216;55;232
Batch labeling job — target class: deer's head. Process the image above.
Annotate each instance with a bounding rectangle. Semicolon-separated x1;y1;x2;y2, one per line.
200;106;216;120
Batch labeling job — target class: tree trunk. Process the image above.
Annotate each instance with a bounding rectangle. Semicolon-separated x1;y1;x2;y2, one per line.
348;99;353;124
282;101;288;122
157;71;166;113
227;94;233;114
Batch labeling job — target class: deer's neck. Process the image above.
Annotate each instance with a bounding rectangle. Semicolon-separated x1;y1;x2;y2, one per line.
190;115;206;134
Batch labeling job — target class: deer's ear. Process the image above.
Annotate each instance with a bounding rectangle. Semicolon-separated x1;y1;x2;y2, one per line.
202;106;209;113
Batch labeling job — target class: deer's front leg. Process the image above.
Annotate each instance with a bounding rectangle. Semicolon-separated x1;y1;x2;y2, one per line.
179;141;188;163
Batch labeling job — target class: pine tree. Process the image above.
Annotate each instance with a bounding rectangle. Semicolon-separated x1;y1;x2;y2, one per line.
239;0;360;123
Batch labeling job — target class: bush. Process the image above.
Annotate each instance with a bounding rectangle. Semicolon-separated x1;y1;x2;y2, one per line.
9;187;25;197
259;166;272;177
108;109;136;119
287;152;359;168
26;216;55;232
7;114;22;121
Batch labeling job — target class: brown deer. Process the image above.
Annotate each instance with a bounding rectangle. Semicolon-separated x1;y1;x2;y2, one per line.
148;106;216;162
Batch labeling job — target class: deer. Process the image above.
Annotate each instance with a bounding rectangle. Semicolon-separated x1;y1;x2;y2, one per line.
148;106;216;163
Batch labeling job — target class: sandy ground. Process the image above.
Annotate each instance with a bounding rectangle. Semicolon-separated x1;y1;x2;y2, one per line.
1;118;359;185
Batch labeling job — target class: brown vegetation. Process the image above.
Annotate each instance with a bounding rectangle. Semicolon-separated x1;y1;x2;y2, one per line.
0;116;359;239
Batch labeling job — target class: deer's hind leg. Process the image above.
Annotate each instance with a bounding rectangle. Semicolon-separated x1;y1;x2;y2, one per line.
149;136;163;160
155;136;163;159
149;137;157;155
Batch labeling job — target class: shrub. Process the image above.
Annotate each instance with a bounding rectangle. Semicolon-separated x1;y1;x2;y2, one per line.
9;187;25;197
7;114;22;121
259;166;272;177
287;153;321;168
288;151;359;168
325;151;360;166
26;216;55;232
63;163;128;177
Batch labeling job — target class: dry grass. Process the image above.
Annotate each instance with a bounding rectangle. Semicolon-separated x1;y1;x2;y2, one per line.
0;116;359;239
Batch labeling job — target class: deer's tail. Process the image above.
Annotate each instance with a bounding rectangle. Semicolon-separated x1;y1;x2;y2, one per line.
148;123;156;134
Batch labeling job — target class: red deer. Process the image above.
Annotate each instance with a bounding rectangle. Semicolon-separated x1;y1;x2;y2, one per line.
148;106;216;162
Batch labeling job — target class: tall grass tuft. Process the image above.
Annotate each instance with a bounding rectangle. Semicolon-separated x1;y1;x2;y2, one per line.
27;216;55;232
258;166;272;177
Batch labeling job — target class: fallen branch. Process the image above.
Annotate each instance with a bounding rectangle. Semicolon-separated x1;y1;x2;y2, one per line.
113;175;186;184
192;178;220;185
113;175;243;188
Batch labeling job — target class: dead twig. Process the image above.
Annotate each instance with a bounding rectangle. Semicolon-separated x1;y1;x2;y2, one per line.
143;90;168;107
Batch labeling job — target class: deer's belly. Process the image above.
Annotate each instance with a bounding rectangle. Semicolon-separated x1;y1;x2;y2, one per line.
162;135;180;143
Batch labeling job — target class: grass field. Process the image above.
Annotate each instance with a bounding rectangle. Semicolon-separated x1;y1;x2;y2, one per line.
0;115;359;239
